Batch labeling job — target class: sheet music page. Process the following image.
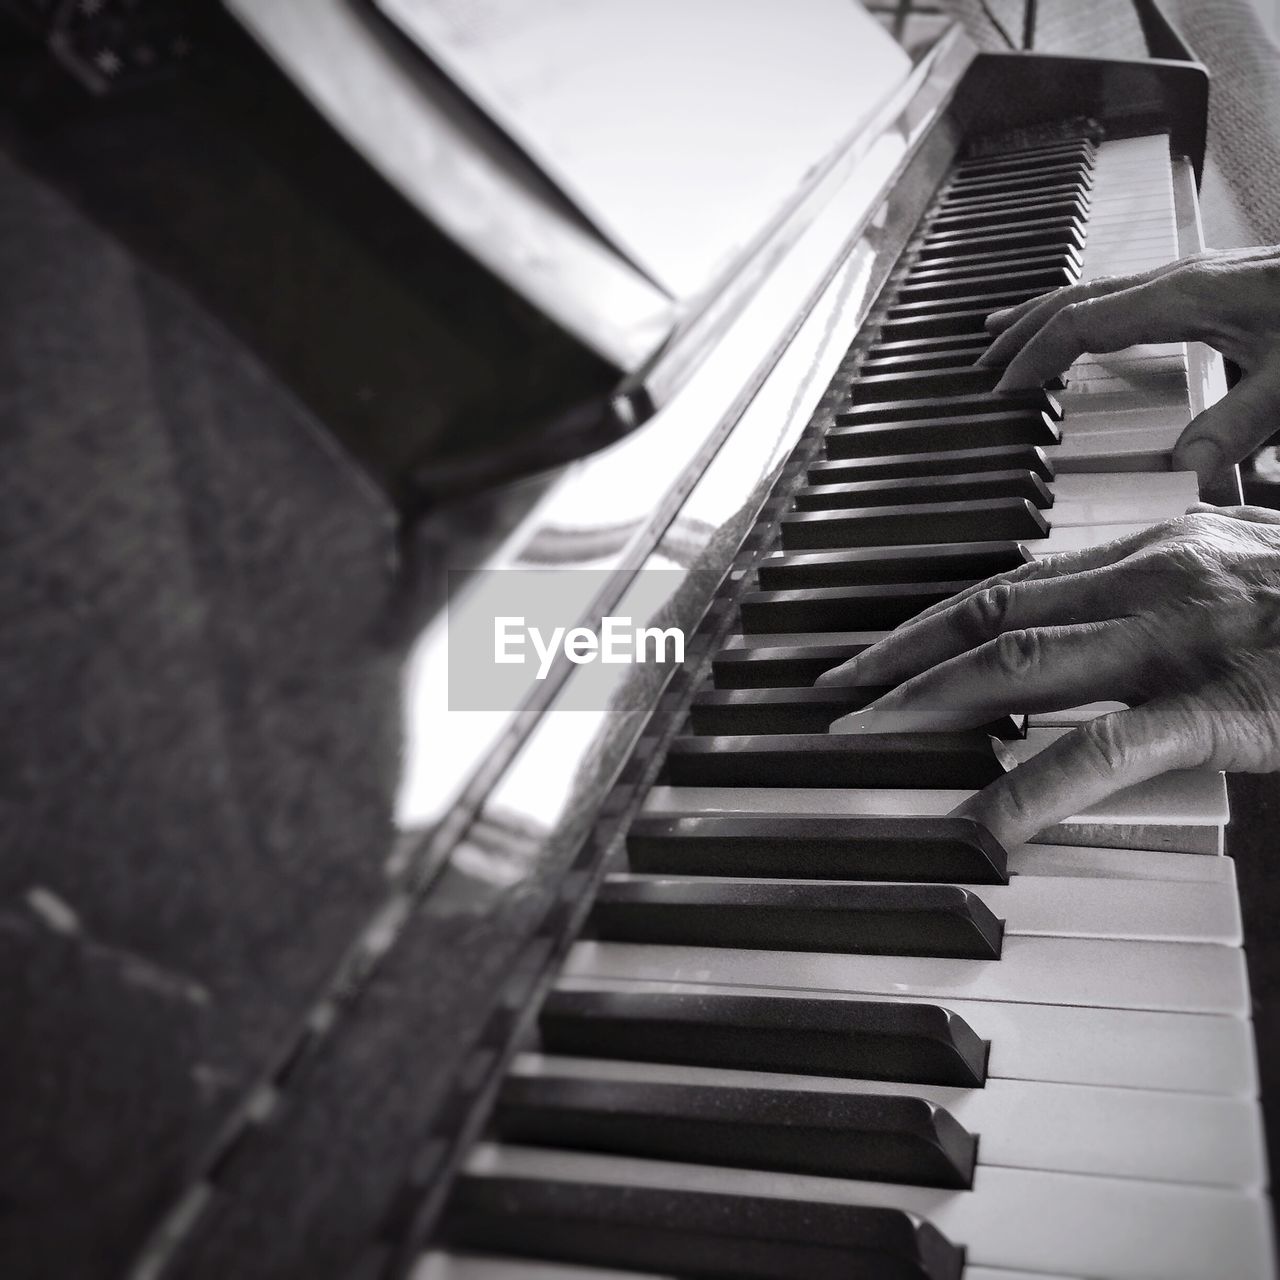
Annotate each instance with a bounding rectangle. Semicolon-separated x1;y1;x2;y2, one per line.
374;0;912;300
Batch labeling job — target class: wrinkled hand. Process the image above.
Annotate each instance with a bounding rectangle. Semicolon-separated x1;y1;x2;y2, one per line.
817;507;1280;847
978;246;1280;484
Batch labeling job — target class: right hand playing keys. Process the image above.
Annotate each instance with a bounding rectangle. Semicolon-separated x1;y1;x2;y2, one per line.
820;505;1280;848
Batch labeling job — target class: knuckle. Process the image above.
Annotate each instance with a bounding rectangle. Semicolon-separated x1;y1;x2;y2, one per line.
990;628;1041;679
960;584;1014;643
1076;714;1134;779
1046;303;1083;343
987;772;1043;835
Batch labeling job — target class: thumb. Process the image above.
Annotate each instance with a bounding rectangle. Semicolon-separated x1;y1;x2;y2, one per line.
1172;363;1280;483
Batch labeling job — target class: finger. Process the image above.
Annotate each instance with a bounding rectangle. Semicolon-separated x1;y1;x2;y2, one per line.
980;268;1163;348
828;619;1143;733
1188;502;1280;526
980;260;1188;350
900;522;1168;631
1172;364;1280;481
816;567;1125;690
992;277;1199;391
952;695;1212;847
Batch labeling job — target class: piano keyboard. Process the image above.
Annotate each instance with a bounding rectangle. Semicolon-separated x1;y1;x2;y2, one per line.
419;129;1274;1279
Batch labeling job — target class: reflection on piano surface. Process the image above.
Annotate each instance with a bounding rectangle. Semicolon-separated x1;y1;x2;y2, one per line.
116;8;1275;1280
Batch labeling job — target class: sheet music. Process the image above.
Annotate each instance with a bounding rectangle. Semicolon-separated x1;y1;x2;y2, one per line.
374;0;912;300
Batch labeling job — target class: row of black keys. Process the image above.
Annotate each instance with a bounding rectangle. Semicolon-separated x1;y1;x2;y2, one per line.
787;135;1094;555
577;138;1090;1062
650;139;1096;796
437;134;1099;1280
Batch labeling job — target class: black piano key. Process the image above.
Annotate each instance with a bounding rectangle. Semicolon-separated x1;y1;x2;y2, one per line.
793;469;1051;513
741;578;969;631
627;813;1009;884
757;539;1033;588
947;169;1091;200
444;1177;967;1280
860;342;992;374
907;241;1082;277
900;260;1079;300
858;345;992;377
660;732;1005;789
493;1076;979;1190
711;642;872;688
927;195;1086;235
893;264;1074;303
925;211;1084;247
867;332;999;360
837;390;1061;425
808;445;1053;483
689;686;1027;740
939;179;1088;213
953;162;1092;192
956;143;1093;177
823;413;1060;459
937;193;1089;228
779;498;1050;549
538;988;990;1087
946;163;1091;197
877;305;1009;342
590;880;1003;961
917;223;1086;261
886;286;1049;321
851;365;1007;399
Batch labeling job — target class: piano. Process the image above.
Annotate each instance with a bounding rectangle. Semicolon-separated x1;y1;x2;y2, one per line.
123;7;1274;1280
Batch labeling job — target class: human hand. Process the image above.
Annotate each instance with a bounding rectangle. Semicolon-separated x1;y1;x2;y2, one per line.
816;506;1280;847
977;247;1280;485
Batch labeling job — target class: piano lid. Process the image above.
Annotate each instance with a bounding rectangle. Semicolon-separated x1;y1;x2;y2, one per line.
227;0;916;375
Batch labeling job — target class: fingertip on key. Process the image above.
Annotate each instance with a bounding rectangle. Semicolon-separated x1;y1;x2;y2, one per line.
814;662;855;688
1174;437;1224;485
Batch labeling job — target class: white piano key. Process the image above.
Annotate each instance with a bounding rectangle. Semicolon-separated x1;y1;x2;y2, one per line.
1007;841;1235;883
642;767;1230;827
1049;471;1197;502
603;869;1240;944
1029;701;1130;724
556;976;1258;1095
1068;353;1187;378
563;933;1249;1015
1074;342;1184;364
512;1053;1266;1189
1025;522;1153;554
1053;424;1182;465
413;1258;669;1280
1049;491;1191;527
1058;384;1188;414
1060;403;1188;435
465;1146;1275;1280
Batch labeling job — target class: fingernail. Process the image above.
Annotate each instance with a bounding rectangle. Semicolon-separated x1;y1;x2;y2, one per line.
1177;438;1224;482
814;660;856;687
829;703;882;735
831;703;955;735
